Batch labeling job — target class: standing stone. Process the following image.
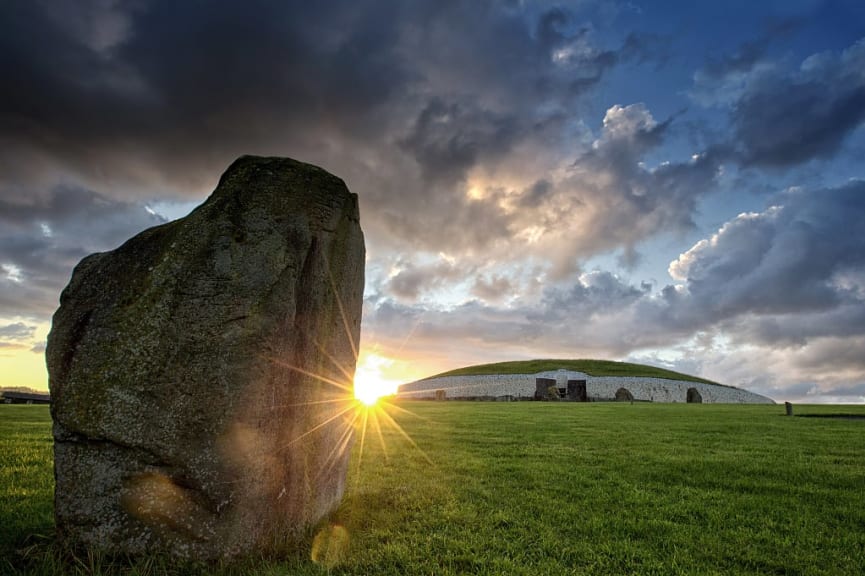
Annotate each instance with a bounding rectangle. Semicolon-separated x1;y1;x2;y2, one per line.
46;156;365;559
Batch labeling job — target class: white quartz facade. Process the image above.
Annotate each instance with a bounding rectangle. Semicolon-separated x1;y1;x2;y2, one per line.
397;369;773;404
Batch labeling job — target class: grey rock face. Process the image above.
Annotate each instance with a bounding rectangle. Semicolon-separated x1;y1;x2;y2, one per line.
47;156;365;558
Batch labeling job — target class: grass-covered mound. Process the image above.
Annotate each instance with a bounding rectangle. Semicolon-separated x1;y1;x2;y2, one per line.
425;358;723;386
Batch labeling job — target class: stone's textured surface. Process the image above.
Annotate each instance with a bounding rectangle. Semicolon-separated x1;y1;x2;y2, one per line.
400;370;774;404
47;156;365;558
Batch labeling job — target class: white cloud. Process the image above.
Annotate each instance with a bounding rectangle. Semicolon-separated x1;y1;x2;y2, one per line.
599;103;657;143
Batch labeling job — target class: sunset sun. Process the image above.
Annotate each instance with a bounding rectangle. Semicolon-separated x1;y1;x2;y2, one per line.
353;352;400;406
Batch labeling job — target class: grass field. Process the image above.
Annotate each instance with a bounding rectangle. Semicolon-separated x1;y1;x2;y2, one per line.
2;402;864;575
427;359;722;385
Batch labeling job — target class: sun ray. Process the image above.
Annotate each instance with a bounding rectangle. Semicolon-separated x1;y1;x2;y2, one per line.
274;397;352;408
266;356;353;393
312;338;357;383
392;313;424;357
374;404;434;465
370;408;389;462
379;399;428;421
315;412;360;480
324;255;359;360
277;402;357;453
354;407;370;473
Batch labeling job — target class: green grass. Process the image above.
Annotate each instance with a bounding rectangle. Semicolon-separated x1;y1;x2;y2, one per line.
426;358;723;386
0;406;54;563
3;402;865;575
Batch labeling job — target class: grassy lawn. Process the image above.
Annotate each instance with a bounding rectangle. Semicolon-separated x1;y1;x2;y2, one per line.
0;406;54;564
428;359;722;385
2;402;864;575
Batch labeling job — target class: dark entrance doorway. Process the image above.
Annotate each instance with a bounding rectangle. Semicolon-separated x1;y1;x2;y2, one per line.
686;387;702;403
567;379;588;402
535;378;557;400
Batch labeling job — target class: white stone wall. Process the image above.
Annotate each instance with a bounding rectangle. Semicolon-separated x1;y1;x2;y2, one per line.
397;369;773;404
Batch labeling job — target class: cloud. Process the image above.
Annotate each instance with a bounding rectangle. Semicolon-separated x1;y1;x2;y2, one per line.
534;270;648;321
362;180;865;399
692;35;865;167
668;180;865;323
0;321;37;356
471;274;515;303
650;180;865;396
688;19;799;106
400;99;520;186
0;186;165;318
0;322;36;341
363;268;664;372
0;0;413;199
0;2;710;333
0;0;677;263
551;103;720;272
4;1;863;401
385;257;467;303
690;339;865;403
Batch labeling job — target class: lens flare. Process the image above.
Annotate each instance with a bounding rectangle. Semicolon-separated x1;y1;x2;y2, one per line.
353;352;400;406
311;523;350;568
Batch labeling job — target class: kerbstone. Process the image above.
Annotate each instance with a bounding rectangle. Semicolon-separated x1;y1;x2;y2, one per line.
47;156;365;558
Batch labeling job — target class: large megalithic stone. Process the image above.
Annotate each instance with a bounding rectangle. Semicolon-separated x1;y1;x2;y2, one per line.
46;156;365;558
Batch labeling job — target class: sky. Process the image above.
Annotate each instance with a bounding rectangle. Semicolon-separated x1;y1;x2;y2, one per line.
2;0;865;403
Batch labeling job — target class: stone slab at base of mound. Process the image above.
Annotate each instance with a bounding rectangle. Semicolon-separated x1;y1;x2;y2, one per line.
47;156;365;559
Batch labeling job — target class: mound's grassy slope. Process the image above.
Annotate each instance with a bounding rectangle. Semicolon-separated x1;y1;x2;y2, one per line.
425;358;722;386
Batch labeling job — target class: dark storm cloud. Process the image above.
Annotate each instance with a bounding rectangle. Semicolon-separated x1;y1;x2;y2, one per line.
734;77;865;167
0;0;676;270
0;186;164;317
400;99;521;185
693;35;865;167
0;0;413;196
0;0;632;193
